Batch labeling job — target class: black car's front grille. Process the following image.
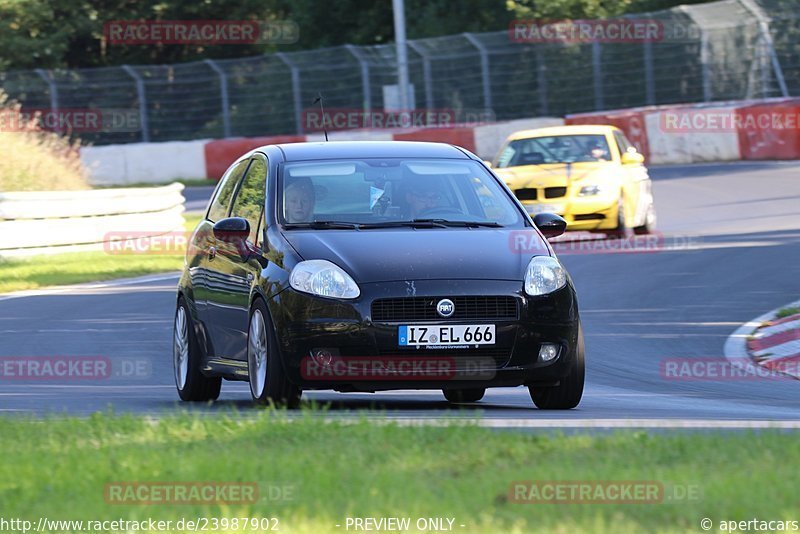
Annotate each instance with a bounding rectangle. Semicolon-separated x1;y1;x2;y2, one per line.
544;186;567;198
515;188;538;201
376;347;512;369
371;296;519;322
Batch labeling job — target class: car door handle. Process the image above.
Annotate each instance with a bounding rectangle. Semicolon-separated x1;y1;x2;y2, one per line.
208;246;217;261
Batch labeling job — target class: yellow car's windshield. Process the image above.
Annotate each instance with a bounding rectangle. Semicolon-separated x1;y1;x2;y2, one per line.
496;134;612;168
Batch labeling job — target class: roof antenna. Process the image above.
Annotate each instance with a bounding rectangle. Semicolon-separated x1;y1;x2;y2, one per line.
312;92;328;141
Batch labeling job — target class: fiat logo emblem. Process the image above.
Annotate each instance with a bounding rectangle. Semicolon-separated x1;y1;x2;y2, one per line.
436;299;455;318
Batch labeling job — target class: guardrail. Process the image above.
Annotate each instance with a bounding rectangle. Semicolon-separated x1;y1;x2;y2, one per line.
0;183;186;257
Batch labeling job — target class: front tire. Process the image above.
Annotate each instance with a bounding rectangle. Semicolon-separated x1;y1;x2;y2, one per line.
247;299;301;408
529;326;585;409
634;202;657;235
443;388;485;403
606;197;632;239
173;298;221;402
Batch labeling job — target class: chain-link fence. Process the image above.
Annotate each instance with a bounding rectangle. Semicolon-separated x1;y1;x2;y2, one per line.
1;0;797;145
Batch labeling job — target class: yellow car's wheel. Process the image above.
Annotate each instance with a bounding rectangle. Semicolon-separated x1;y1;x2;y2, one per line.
634;203;657;235
607;197;632;239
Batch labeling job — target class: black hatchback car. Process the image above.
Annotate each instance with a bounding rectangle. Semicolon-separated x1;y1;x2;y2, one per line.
174;141;584;409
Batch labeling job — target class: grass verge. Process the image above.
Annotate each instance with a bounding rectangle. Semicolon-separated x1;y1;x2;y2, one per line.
775;307;800;319
0;412;796;533
0;91;88;191
0;215;202;294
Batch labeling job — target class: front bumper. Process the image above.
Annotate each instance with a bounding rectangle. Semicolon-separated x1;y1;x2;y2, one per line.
267;279;580;391
522;197;619;231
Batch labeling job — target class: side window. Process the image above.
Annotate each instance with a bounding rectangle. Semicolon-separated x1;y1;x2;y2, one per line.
231;157;267;245
208;159;250;223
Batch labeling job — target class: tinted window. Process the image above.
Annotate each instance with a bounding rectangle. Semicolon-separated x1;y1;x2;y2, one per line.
230;157;267;245
497;134;612;167
207;159;249;223
280;159;523;226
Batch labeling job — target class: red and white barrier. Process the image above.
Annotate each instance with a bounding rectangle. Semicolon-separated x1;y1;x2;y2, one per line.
78;98;800;185
203;135;305;180
566;98;800;165
645;104;742;164
81;140;208;186
736;98;800;160
200;117;565;180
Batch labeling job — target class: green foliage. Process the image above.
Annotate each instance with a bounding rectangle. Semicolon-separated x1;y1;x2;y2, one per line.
0;0;716;70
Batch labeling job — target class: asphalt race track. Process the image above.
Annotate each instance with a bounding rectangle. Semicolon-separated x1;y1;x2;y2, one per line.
2;161;799;427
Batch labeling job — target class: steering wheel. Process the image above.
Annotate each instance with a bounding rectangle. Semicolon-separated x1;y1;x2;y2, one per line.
415;207;463;218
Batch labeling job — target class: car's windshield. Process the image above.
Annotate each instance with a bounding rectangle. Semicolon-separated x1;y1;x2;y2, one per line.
279;158;524;227
496;134;612;167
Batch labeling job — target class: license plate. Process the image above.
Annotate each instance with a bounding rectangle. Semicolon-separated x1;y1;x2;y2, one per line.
398;325;496;346
526;203;563;215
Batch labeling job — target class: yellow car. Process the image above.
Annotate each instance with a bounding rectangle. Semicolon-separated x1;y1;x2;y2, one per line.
490;125;656;236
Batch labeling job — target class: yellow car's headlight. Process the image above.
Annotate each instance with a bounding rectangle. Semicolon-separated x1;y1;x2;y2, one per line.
578;185;604;196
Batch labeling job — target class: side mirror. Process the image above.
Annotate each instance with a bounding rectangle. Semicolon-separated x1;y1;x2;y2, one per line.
621;150;644;165
213;217;250;244
533;213;567;239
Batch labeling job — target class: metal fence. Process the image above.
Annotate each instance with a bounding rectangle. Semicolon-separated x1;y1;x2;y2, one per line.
1;0;797;145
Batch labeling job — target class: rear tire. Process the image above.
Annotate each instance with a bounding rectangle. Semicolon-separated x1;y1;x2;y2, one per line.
173;298;221;402
248;299;301;408
529;326;585;410
443;388;486;403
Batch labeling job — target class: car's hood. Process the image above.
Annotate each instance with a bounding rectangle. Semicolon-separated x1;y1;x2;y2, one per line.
283;228;545;283
494;162;614;189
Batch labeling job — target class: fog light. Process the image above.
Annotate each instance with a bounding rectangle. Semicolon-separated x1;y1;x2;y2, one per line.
311;348;339;366
538;344;559;362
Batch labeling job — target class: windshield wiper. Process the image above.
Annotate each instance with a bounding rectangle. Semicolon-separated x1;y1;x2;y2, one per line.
355;220;448;229
358;219;503;229
419;219;503;228
283;220;359;230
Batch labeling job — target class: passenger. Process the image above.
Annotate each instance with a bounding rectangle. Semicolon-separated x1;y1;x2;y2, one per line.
284;177;315;222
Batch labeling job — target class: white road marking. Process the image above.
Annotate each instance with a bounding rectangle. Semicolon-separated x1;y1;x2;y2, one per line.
383;418;800;429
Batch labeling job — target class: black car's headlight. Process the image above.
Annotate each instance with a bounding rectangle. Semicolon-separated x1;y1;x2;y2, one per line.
524;256;567;296
290;260;360;299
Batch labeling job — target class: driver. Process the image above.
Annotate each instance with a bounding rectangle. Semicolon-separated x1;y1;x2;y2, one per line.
404;177;444;218
284;177;315;223
588;142;609;161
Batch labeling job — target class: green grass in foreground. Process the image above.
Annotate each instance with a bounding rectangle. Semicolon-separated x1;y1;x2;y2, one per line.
0;412;797;533
0;215;203;294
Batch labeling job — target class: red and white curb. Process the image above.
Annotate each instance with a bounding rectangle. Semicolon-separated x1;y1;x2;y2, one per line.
748;306;800;378
724;300;800;380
